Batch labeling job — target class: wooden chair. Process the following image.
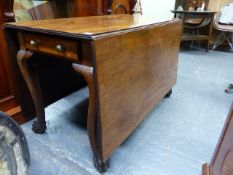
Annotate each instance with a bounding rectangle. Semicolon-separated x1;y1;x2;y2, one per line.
27;1;62;20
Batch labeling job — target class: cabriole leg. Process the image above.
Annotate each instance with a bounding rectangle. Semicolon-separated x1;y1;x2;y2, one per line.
72;63;110;173
17;50;46;133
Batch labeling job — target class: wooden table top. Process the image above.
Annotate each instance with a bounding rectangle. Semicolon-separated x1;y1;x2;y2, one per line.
5;14;178;39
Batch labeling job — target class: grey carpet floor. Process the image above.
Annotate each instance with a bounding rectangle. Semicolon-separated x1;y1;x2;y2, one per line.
22;50;233;175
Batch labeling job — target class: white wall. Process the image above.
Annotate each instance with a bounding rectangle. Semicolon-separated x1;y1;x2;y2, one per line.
140;0;176;19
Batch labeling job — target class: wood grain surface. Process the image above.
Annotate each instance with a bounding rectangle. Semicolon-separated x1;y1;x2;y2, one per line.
0;0;23;121
93;19;181;160
5;15;176;39
6;14;181;171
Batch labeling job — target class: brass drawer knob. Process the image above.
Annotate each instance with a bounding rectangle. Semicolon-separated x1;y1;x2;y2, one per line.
30;40;39;47
56;45;65;52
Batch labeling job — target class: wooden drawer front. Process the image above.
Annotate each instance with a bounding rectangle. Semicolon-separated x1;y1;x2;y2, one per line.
24;33;78;61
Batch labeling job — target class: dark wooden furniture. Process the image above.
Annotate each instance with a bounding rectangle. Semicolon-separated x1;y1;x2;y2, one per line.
1;0;137;124
26;0;137;19
0;0;26;122
202;102;233;175
67;0;137;17
27;1;66;21
5;15;181;172
172;10;215;51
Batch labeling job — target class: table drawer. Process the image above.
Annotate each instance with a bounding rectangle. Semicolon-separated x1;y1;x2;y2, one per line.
24;33;78;61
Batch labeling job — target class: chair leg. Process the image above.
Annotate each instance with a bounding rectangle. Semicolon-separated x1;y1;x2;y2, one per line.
212;32;224;50
190;29;195;50
197;29;201;49
212;32;233;50
225;33;233;50
190;40;194;50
